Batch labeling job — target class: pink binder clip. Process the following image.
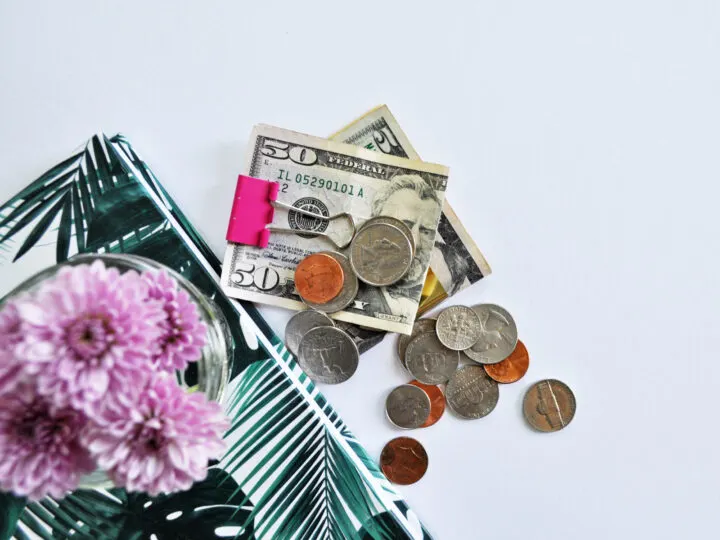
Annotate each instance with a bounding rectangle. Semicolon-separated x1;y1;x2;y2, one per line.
226;175;356;249
226;175;278;248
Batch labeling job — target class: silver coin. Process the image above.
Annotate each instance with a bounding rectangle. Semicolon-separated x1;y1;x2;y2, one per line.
302;251;359;314
405;332;459;385
285;310;335;356
446;365;499;419
462;304;518;364
435;305;481;351
349;222;413;286
361;216;415;257
298;326;359;384
385;384;431;429
397;319;437;371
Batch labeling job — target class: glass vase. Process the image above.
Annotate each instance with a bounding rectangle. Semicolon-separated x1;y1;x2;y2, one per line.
1;253;231;489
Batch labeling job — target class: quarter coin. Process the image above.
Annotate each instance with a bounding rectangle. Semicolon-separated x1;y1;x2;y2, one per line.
385;384;431;429
380;437;428;485
285;310;335;356
484;339;530;383
361;216;415;257
408;380;446;427
397;318;437;370
463;304;518;364
349;222;413;286
302;251;359;313
298;326;359;384
523;379;576;432
295;253;344;304
405;332;459;385
446;365;500;419
436;305;481;350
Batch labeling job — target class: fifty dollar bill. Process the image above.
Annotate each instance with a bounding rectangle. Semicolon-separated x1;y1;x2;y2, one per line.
330;105;491;315
221;124;450;335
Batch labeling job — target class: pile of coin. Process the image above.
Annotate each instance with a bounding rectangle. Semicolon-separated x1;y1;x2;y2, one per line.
294;216;415;314
285;310;359;384
380;303;576;485
288;215;416;385
286;234;578;488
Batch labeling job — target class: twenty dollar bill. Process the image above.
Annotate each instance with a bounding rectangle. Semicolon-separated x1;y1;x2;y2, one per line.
330;105;491;315
221;124;450;335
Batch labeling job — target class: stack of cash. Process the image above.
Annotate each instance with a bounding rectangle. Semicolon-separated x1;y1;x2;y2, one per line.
221;106;491;354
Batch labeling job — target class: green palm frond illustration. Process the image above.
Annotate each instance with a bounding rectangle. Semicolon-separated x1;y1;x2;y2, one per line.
0;135;133;264
11;469;254;540
219;350;405;540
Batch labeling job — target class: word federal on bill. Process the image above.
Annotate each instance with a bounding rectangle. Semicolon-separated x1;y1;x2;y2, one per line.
221;124;450;335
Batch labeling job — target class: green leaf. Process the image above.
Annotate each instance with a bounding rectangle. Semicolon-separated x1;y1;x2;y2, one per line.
83;148;103;199
220;359;386;539
12;191;70;262
84;183;165;251
0;190;64;245
90;136;113;186
55;191;73;262
0;169;77;231
76;168;93;220
15;470;254;540
101;134;132;181
71;184;86;252
0;150;82;208
0;492;26;540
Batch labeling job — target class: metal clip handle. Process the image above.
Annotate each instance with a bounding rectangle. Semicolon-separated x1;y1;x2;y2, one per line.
268;201;356;249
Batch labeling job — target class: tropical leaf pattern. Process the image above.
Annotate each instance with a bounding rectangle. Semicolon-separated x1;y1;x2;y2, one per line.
0;134;430;540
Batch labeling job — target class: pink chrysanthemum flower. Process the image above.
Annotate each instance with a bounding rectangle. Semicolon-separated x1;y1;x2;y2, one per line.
15;261;164;416
143;270;207;373
0;383;95;500
0;301;24;351
84;374;228;496
0;302;29;394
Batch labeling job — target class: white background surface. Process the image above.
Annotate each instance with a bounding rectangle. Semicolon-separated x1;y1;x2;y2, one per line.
1;1;719;538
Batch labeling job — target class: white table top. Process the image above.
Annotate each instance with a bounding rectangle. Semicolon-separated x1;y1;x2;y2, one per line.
2;2;718;538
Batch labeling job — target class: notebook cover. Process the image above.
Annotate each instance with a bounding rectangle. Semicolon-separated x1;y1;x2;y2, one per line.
0;134;431;540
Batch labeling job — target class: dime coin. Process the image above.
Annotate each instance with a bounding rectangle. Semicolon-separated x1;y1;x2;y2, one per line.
380;437;428;485
405;332;459;385
361;216;415;257
295;253;344;304
484;339;530;384
302;251;359;313
397;318;437;370
408;380;446;427
285;310;335;356
436;305;481;350
523;379;576;432
446;365;500;419
349;222;413;286
385;384;431;429
463;304;518;364
298;326;359;384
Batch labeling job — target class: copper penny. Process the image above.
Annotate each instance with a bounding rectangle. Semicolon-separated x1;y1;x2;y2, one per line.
408;380;445;427
483;339;530;384
380;437;428;485
294;253;344;304
523;379;576;432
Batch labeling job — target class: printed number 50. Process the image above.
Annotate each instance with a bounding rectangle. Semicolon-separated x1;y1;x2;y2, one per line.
231;263;280;291
260;139;318;165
